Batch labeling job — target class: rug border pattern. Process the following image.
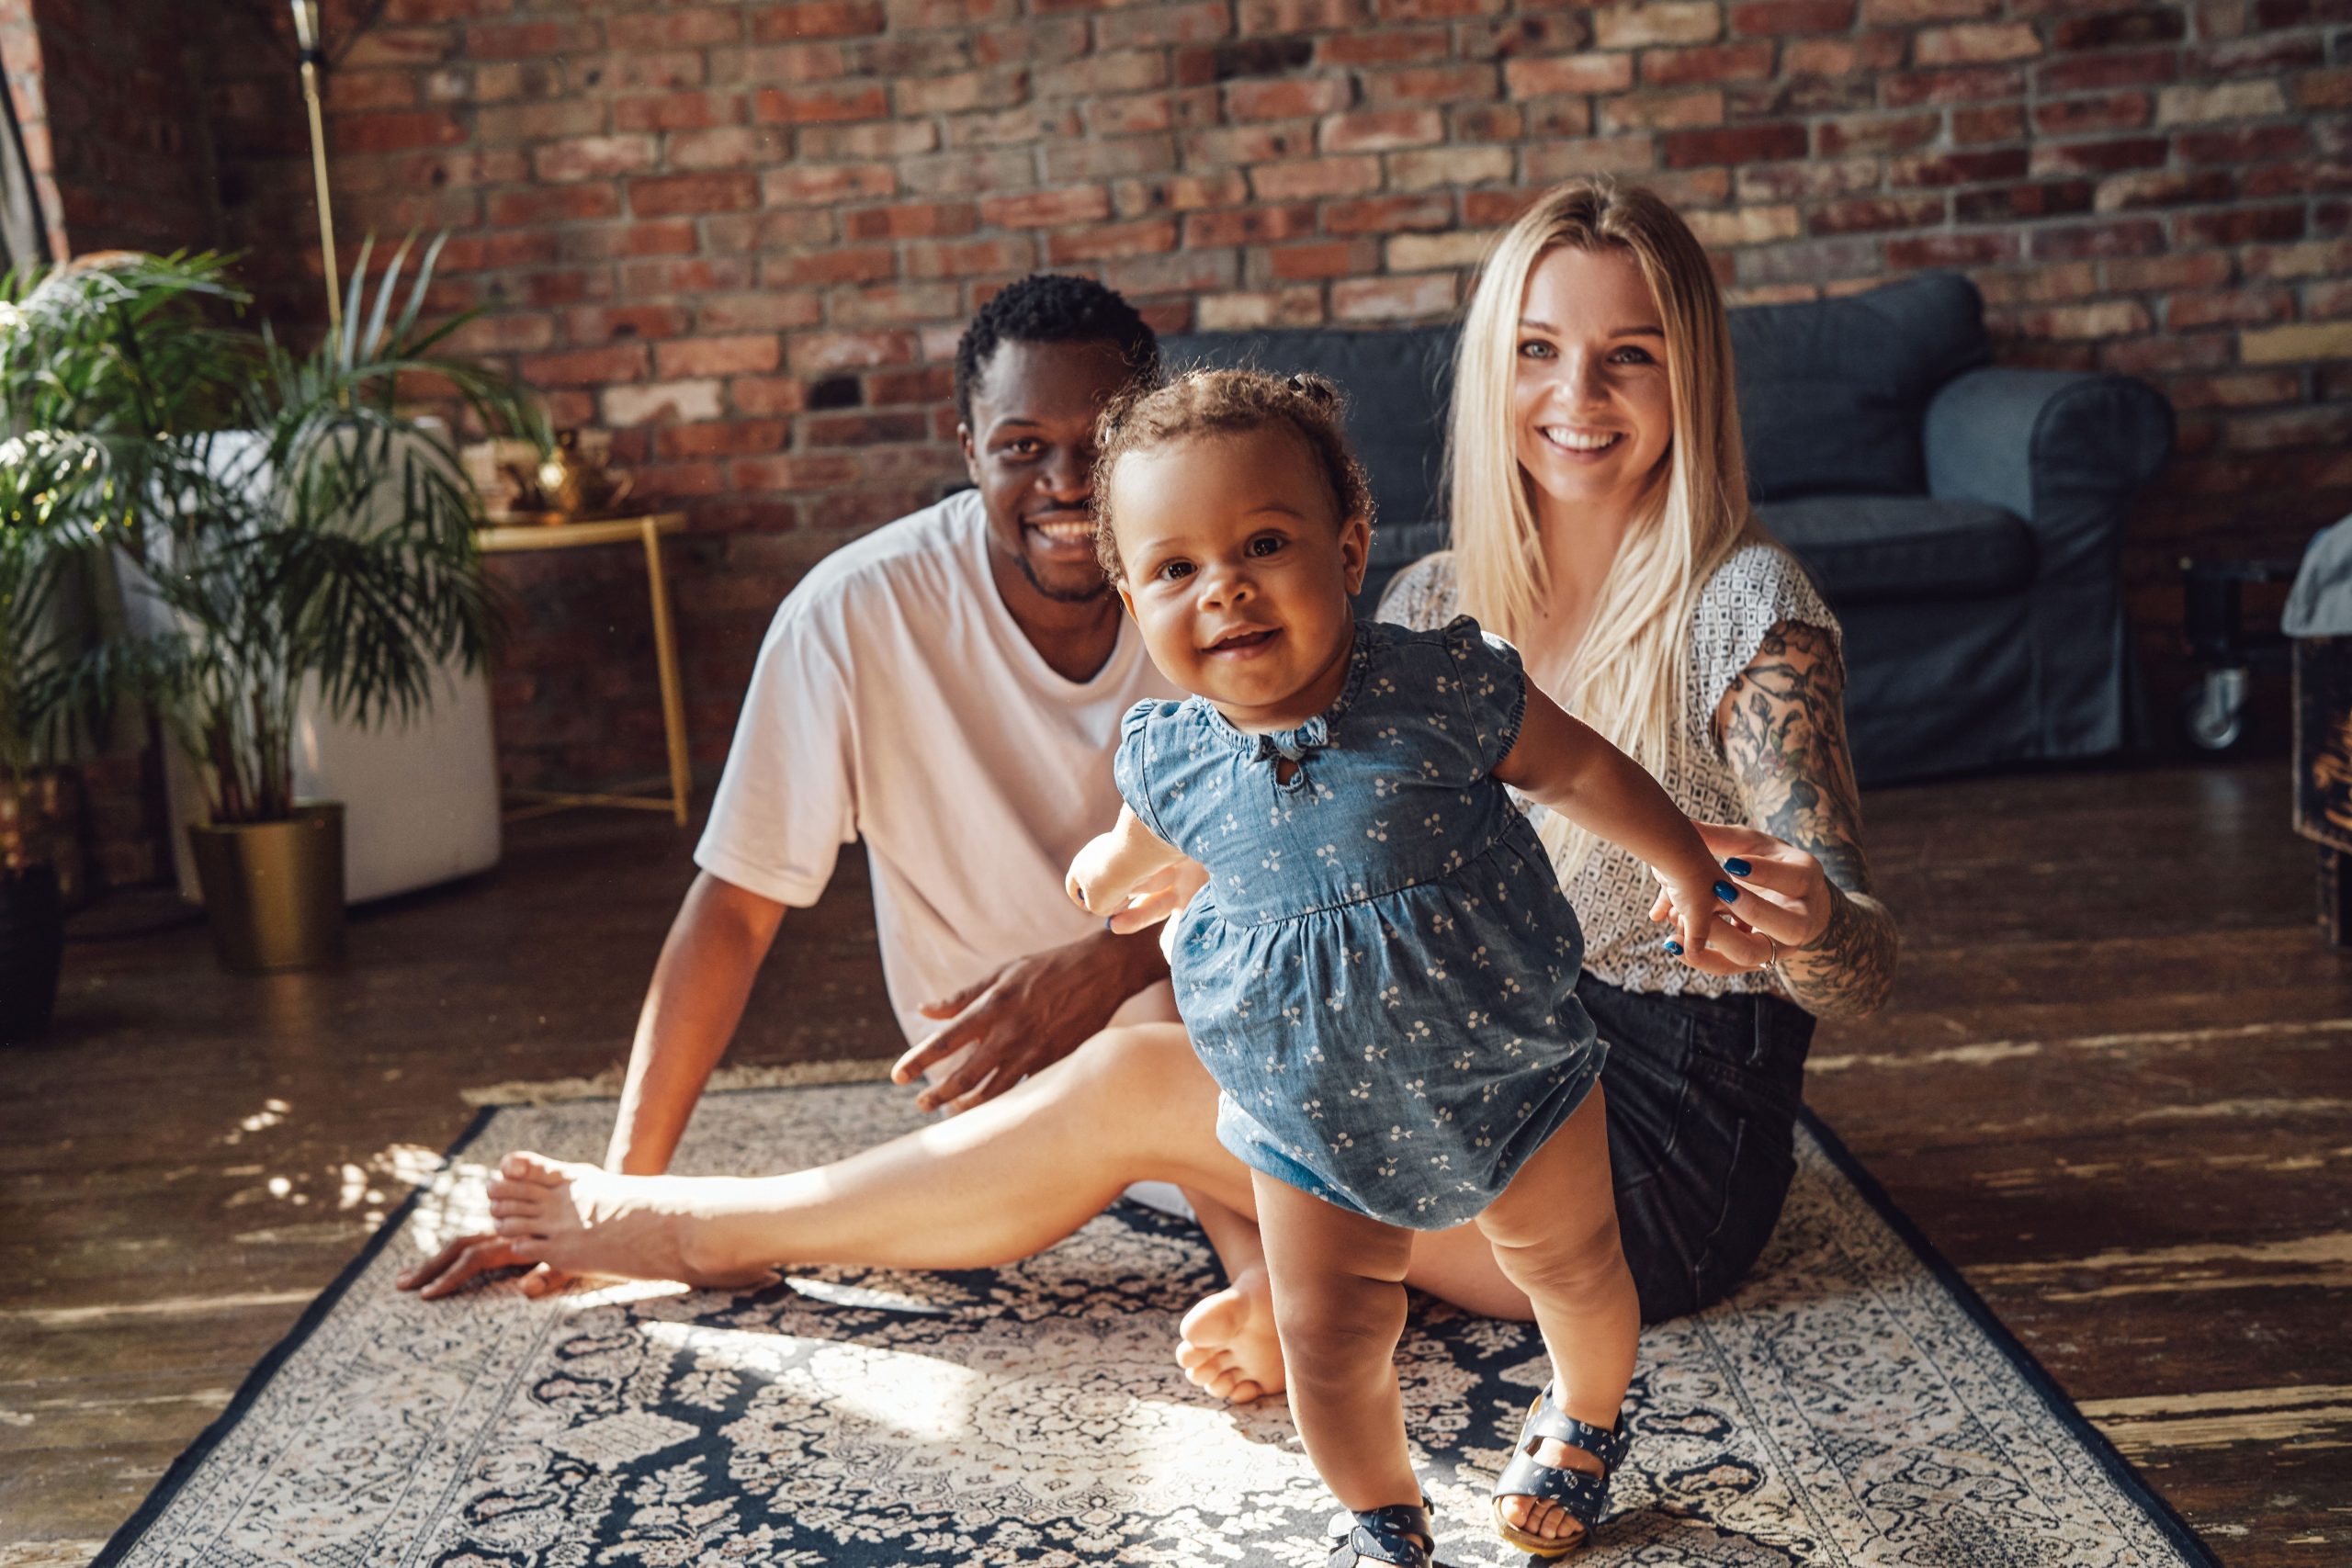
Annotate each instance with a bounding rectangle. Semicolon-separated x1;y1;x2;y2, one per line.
89;1086;2223;1567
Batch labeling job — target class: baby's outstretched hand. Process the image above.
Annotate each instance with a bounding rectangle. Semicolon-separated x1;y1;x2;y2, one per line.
1656;867;1728;964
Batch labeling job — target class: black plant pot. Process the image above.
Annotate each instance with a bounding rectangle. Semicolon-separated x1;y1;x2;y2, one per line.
0;864;63;1043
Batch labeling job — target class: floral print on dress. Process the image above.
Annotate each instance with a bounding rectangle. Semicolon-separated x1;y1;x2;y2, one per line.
1114;616;1604;1231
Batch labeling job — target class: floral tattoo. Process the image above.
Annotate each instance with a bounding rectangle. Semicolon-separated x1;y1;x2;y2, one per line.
1715;621;1897;1018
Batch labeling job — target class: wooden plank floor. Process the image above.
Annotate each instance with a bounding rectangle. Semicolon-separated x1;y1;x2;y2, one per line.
3;760;2346;1564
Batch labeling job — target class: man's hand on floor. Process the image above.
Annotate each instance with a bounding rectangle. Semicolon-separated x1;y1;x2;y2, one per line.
397;1233;575;1301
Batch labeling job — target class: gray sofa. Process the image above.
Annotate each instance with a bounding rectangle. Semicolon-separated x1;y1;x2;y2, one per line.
1162;271;2176;786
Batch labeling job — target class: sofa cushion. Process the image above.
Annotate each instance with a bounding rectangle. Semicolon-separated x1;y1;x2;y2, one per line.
1160;326;1455;534
1758;494;2037;606
1732;272;1992;503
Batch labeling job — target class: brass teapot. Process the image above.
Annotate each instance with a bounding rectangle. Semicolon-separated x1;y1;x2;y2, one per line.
509;430;633;520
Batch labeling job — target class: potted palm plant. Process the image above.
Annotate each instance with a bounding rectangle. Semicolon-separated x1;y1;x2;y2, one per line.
0;513;85;1040
9;243;538;972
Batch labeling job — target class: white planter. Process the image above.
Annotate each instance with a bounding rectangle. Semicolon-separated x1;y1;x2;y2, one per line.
127;423;503;907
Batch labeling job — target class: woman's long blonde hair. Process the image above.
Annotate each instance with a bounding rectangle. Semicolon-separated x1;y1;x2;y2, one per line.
1448;178;1760;876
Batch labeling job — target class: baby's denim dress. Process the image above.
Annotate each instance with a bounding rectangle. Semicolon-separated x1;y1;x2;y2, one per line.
1114;616;1604;1230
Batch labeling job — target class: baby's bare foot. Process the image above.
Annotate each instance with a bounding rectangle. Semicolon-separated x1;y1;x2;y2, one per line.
1174;1265;1285;1404
487;1152;777;1291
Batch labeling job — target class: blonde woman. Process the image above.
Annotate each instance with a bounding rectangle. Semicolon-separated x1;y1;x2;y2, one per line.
1368;175;1899;1546
455;179;1894;1558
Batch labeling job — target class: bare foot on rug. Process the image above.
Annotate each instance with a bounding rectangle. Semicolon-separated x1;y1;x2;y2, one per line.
487;1152;781;1292
1175;1265;1285;1404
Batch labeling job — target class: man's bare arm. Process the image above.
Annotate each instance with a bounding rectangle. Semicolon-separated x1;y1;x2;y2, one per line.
605;870;788;1175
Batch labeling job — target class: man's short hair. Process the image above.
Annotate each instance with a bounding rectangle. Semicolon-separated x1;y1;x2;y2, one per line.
953;273;1160;428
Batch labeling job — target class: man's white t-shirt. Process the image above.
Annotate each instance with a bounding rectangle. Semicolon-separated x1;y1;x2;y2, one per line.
695;488;1181;1047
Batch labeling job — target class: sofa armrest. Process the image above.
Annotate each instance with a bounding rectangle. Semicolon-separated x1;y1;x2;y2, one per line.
1924;367;2173;558
1920;366;2174;759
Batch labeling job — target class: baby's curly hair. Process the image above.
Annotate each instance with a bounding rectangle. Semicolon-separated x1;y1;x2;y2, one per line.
1091;367;1375;582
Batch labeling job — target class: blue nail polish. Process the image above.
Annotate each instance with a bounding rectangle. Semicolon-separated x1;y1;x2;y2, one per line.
1713;881;1739;902
1664;940;1684;956
1724;858;1751;876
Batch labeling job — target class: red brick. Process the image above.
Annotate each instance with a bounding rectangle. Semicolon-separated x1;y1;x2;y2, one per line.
552;308;683;347
619;258;755;295
1318;28;1453;66
1952;179;2097;220
614;92;746;132
1319;108;1445;151
1184;202;1321;246
1266;238;1374;278
629;171;760;216
2034;50;2177;95
1663;122;1806;165
1728;0;1851;30
1360;64;1501;107
2104;252;2234;292
1096;2;1234;50
328;72;422;113
2032;93;2153;136
803;412;936;446
2177;206;2308;247
1248;154;1383;198
1323;193;1456;233
695;294;825;333
1917;22;2041;65
1815;112;1939;155
655;336;784;378
488;186;621;227
2177;124;2314;165
1882;65;2028;105
1951;105;2026;143
1643;40;1776;84
2029;219;2165;260
1047;217;1181;262
770;244;899;286
730;378;813;416
334;110;467;154
2092;169;2236;211
616;221;702;258
898;234;1039;276
1858;0;1991;19
476;101;607;144
1603;88;1727;129
1331;273;1456;320
979;186;1113;226
1504;52;1635;96
2049;7;2185;50
788;331;920;374
844;201;978;240
761;165;897;209
530;135;660;182
1223;75;1354;118
467;21;601;58
520;344;650;386
2030;135;2169;175
656;420;789;459
1809;195;1949;233
868;366;958;404
1884;231;2021;268
756;85;890;123
828;282;965;325
602;10;736;50
730;454;864;491
753;0;888;39
2165;288;2295;331
1782;33;1906;75
1045;136;1179;183
1891;148;2030;187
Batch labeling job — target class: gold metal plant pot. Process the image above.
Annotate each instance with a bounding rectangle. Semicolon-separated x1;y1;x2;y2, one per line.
186;803;348;973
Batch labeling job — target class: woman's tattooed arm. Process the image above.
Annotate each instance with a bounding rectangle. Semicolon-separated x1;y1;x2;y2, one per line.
1714;621;1898;1018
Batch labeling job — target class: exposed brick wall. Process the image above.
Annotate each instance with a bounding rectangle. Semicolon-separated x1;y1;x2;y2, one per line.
1;0;216;258
51;4;2352;787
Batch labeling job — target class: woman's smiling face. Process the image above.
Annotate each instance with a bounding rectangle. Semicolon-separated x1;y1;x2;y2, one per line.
1511;245;1675;516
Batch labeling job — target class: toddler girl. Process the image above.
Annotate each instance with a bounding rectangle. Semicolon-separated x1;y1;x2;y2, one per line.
1067;369;1734;1564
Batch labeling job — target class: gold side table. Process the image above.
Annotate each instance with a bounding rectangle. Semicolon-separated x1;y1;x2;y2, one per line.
477;512;693;826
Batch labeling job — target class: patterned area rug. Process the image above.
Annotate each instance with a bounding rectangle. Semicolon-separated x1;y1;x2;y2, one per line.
98;1079;2215;1567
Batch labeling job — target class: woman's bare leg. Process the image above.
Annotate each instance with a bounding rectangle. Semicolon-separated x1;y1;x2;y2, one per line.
491;1023;1255;1280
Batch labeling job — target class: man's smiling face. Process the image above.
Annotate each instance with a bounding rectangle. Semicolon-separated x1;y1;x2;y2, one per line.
959;338;1138;605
